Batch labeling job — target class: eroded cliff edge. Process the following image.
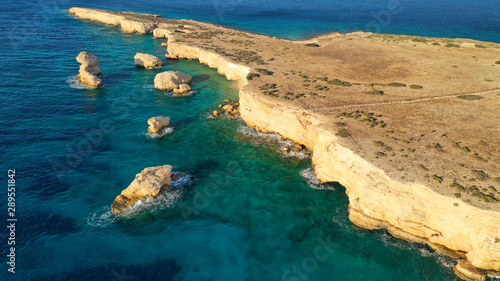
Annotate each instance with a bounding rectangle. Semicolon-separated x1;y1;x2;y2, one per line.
68;7;500;280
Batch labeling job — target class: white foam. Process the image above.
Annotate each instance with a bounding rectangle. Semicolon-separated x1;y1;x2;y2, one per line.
118;188;183;217
165;90;195;97
171;172;193;189
86;206;116;228
148;126;174;139
67;75;88;89
238;125;311;159
238;125;282;142
300;168;332;190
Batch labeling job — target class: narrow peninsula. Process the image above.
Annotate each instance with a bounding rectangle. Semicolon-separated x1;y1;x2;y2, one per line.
68;7;500;281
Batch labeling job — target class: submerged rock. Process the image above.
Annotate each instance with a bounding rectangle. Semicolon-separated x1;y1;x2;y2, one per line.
212;100;240;118
111;165;173;214
147;116;170;135
173;84;191;95
134;53;163;68
76;51;102;88
154;71;192;92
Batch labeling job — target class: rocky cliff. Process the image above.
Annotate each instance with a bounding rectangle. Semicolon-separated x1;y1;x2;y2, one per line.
69;7;157;34
165;44;500;281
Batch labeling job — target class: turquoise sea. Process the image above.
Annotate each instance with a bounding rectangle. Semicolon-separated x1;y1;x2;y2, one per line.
1;0;499;280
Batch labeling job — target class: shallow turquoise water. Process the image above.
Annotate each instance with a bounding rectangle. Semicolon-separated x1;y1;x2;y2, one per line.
2;1;496;281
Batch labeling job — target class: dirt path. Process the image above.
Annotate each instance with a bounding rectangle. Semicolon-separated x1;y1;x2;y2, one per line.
310;88;500;112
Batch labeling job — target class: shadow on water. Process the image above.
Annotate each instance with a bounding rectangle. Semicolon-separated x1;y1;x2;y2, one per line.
191;73;212;84
17;211;80;239
22;162;72;197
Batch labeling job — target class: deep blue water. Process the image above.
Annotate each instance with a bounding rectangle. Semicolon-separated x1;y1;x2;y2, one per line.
1;0;499;280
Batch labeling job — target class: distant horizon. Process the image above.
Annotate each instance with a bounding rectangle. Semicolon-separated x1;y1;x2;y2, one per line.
60;0;500;42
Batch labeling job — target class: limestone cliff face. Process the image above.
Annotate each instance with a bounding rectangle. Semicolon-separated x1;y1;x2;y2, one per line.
166;43;250;88
69;8;156;34
165;42;500;279
238;87;500;280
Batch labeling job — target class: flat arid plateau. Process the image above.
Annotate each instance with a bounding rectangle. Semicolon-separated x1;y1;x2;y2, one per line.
69;7;500;281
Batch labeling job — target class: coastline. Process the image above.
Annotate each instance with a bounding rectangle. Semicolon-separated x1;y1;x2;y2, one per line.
68;7;500;281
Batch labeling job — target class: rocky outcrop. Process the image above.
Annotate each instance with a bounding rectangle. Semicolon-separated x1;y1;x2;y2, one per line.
121;18;157;34
154;71;192;94
166;43;250;88
212;100;240;118
76;51;102;88
153;27;173;39
69;7;156;34
134;53;163;68
111;165;173;214
147;116;170;135
173;84;191;95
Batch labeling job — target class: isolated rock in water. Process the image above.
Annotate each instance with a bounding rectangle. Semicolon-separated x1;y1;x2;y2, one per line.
76;51;102;88
111;165;173;214
154;71;192;91
147;116;170;135
134;53;163;68
173;84;191;95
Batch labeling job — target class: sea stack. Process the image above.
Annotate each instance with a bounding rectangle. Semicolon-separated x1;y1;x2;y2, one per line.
111;165;173;214
147;116;170;135
154;71;192;94
76;51;102;88
134;53;163;68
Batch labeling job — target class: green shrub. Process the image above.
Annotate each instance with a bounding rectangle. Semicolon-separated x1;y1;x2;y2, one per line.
375;152;387;157
457;95;484;100
432;42;440;46
387;82;406;87
255;68;273;75
304;43;320;47
450;183;465;191
335;122;346;127
365;90;384;95
445;43;460;48
412;38;428;43
454;193;462;198
495;61;500;64
410;85;423;89
418;164;428;171
328;79;351;86
336;129;350;138
246;73;260;80
473;170;490;181
432;175;444;183
475;44;487;48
